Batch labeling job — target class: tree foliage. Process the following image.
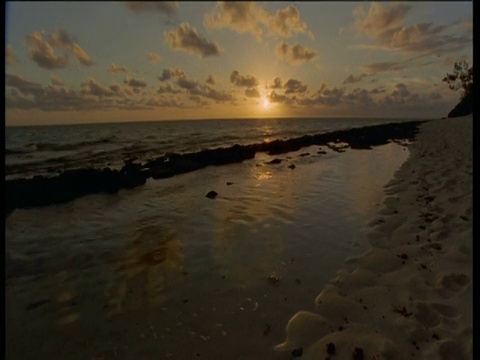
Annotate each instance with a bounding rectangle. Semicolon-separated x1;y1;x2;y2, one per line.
442;60;473;99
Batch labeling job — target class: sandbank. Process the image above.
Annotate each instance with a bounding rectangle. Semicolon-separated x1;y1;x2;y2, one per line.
276;115;473;359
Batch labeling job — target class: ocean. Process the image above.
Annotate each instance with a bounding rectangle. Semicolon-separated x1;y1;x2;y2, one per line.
5;117;421;359
6;117;415;180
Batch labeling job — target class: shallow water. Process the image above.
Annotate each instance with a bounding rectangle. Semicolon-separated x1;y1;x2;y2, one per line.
5;142;409;359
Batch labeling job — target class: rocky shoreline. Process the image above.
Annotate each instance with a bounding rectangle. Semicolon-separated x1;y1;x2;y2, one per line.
5;120;426;216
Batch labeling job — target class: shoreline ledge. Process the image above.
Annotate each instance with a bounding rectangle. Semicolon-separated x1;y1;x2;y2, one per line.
275;115;472;360
5;120;425;216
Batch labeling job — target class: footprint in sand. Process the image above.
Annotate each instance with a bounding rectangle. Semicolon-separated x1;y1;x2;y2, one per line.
438;273;470;293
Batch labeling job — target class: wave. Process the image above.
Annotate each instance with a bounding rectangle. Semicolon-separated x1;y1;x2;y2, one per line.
20;136;116;153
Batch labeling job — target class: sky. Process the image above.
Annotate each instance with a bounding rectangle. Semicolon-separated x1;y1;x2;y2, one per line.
5;1;473;126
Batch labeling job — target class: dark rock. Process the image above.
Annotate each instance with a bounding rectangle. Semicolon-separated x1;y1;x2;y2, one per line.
292;348;303;357
317;151;327;155
288;164;296;169
266;158;282;165
226;182;234;186
299;153;310;157
326;342;336;355
205;191;218;199
26;299;50;311
352;347;364;360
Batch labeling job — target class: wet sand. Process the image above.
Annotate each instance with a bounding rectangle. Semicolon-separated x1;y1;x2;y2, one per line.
276;115;473;359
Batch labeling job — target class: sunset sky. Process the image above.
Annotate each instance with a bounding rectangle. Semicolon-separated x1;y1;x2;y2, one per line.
5;1;473;126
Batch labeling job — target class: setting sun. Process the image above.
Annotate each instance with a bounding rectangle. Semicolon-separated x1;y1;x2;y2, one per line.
263;98;270;109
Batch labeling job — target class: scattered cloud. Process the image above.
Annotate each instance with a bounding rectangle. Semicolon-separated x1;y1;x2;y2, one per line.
125;1;178;16
363;61;408;74
25;29;93;69
108;63;129;74
6;73;44;96
268;77;283;89
124;76;147;88
267;90;294;105
267;5;314;39
25;31;69;69
284;78;307;94
205;2;266;41
165;22;221;58
147;52;162;64
158;67;187;82
343;73;368;84
206;74;217;85
369;87;386;94
245;88;260;98
230;70;259;87
6;46;18;66
353;3;472;56
204;2;313;41
354;3;411;37
157;83;182;94
276;41;318;64
50;74;63;86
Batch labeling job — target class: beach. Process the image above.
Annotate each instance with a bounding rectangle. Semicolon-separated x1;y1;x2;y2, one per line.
276;114;473;359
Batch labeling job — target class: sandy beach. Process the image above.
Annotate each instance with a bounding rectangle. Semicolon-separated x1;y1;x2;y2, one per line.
276;115;473;359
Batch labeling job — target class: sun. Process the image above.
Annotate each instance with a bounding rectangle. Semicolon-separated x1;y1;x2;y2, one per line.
262;98;270;109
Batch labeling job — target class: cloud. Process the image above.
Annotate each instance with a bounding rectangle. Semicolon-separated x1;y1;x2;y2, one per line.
276;41;318;64
343;73;368;84
157;83;182;94
391;83;409;98
5;73;200;112
353;3;472;56
124;76;147;88
25;31;69;69
6;46;18;66
108;63;129;74
206;74;217;85
165;22;221;58
354;3;411;36
50;75;63;86
284;79;307;94
204;2;313;41
6;73;44;96
175;74;233;102
81;77;116;97
230;70;259;87
25;29;93;69
267;90;294;105
369;87;386;94
268;77;283;89
343;87;374;105
176;77;198;91
158;67;187;82
46;29;93;66
245;88;260;98
267;5;314;39
204;2;269;41
147;52;162;64
363;61;408;74
125;1;178;15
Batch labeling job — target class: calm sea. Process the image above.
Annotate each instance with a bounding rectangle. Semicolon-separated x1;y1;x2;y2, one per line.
5;117;416;180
